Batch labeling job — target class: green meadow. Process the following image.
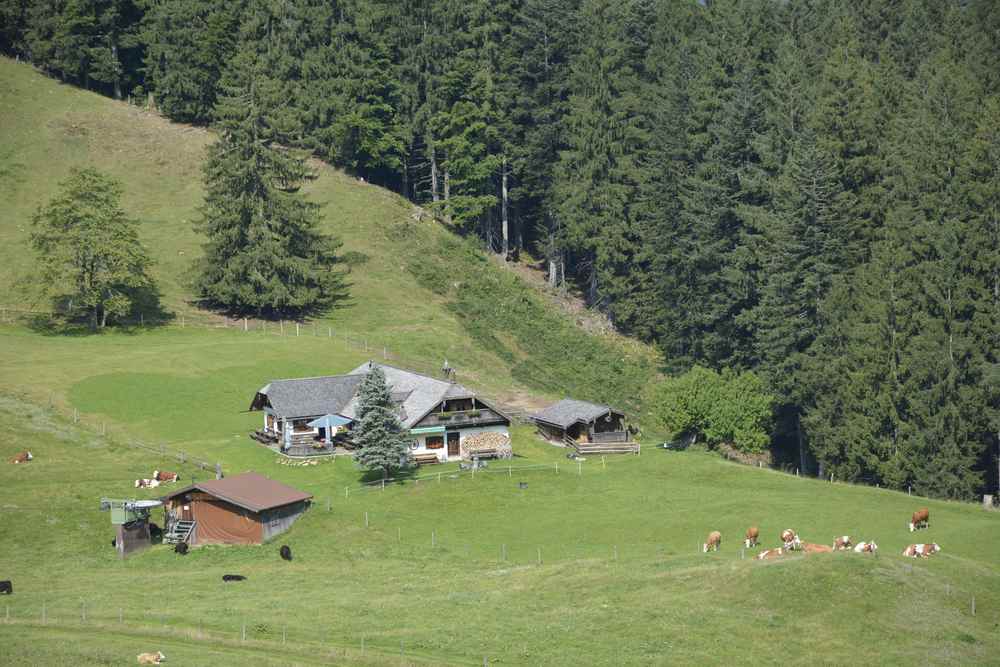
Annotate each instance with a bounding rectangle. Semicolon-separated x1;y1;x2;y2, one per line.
1;57;1000;665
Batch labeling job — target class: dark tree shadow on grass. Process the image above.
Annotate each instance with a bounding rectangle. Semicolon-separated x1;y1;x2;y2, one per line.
26;284;175;336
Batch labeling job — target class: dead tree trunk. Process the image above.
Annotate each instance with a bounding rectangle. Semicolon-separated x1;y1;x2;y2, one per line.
429;144;439;203
111;45;122;100
501;157;509;257
443;163;452;224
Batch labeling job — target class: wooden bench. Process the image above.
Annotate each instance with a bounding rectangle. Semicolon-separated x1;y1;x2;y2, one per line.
411;453;441;466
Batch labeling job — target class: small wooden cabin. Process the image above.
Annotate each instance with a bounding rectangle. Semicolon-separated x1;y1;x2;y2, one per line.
160;473;311;546
531;399;638;454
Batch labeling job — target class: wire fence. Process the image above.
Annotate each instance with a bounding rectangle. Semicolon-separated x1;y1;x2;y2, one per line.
0;305;533;423
1;388;220;482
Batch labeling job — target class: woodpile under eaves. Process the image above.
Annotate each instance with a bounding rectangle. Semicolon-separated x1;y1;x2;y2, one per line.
460;432;513;460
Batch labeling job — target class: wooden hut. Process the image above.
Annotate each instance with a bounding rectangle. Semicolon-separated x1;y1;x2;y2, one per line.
160;472;312;546
531;399;638;454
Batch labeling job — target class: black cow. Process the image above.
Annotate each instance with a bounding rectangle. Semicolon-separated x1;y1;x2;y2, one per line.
222;574;246;582
174;543;189;555
280;545;292;561
149;523;163;544
0;581;12;594
111;537;117;547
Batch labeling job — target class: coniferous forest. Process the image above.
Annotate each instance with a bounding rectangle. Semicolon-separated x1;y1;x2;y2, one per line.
2;0;998;501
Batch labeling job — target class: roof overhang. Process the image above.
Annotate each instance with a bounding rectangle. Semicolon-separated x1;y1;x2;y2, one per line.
410;426;446;435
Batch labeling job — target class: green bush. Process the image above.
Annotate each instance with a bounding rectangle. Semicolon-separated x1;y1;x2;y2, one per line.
653;366;774;454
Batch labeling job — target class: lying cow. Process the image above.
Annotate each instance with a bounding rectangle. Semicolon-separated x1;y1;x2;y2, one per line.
703;530;722;553
781;529;802;551
0;580;12;594
833;535;853;551
903;543;940;558
9;451;32;464
137;652;165;665
744;526;759;548
853;541;878;554
757;548;784;560
135;478;160;489
280;545;292;561
153;470;179;483
223;574;246;582
909;508;929;532
801;542;833;554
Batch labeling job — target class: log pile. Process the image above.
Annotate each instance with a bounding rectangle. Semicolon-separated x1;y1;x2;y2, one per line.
460;432;513;460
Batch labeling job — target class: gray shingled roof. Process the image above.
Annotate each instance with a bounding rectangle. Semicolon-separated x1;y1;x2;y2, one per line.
531;398;616;429
254;375;364;419
253;363;483;429
342;362;460;428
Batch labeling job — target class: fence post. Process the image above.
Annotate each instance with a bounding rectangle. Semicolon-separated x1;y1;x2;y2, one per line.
243;317;248;332
602;455;606;469
613;545;618;561
537;547;542;565
296;323;300;337
383;346;387;359
242;622;246;642
555;462;559;475
971;596;976;616
364;511;369;527
42;602;45;625
381;479;385;491
432;530;436;547
328;327;332;338
182;315;185;328
283;625;287;644
345;486;349;499
280;320;284;335
578;461;582;476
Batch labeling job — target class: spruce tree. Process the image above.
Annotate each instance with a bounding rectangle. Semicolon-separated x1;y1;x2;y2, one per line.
352;365;411;479
194;33;347;318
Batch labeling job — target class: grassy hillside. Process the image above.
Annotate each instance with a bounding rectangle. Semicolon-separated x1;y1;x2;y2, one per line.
1;395;998;665
0;56;660;423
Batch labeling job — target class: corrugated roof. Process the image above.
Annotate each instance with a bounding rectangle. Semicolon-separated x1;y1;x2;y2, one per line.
161;472;312;513
531;398;617;429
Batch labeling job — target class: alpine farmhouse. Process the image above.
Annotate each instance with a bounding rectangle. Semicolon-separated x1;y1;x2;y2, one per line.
250;362;511;461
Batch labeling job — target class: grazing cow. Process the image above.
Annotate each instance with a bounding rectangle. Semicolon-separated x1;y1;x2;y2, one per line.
0;580;12;594
909;508;930;532
781;529;801;551
9;451;32;464
801;542;833;554
111;537;117;547
853;541;878;554
222;574;246;582
174;543;188;555
757;548;784;560
744;526;759;548
137;651;165;665
153;470;179;483
149;523;163;543
280;545;292;561
903;543;940;558
703;531;722;553
833;536;853;551
135;478;160;489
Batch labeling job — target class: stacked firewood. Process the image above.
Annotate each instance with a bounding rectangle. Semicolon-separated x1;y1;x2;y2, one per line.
460;432;513;460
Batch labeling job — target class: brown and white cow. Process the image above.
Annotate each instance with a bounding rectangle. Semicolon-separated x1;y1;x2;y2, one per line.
833;535;853;551
744;526;759;548
909;508;929;532
853;541;878;554
902;543;940;558
781;529;801;551
137;652;166;665
757;547;784;560
9;451;32;464
153;470;179;483
703;530;722;553
801;542;833;554
135;478;160;489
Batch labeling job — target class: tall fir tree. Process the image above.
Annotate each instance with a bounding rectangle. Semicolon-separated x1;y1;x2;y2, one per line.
195;21;347;318
352;364;410;479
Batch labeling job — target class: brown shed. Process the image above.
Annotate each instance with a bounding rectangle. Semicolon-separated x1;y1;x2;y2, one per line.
161;472;312;546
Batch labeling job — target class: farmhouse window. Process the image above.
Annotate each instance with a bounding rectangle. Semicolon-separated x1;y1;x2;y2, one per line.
426;436;444;450
292;420;312;433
